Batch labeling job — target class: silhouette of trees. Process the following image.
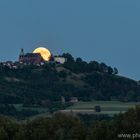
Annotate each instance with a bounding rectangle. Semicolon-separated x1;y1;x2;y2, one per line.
0;107;140;139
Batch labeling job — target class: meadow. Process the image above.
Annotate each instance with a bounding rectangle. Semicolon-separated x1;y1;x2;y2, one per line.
13;101;140;118
65;101;140;116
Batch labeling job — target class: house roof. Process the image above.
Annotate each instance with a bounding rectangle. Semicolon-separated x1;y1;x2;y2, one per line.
24;53;42;57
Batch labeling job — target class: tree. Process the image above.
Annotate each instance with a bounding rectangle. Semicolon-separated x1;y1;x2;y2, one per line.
94;106;101;112
0;127;8;140
88;121;110;140
107;66;113;74
0;116;20;140
62;53;75;62
76;57;83;63
113;67;118;75
100;63;108;73
88;61;100;72
23;113;86;140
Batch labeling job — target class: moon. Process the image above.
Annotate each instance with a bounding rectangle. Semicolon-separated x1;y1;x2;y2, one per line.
33;47;51;61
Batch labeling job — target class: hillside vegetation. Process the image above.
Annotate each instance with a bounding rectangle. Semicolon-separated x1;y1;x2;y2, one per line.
0;53;139;107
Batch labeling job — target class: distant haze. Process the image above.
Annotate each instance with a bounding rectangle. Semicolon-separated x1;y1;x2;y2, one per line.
0;0;139;80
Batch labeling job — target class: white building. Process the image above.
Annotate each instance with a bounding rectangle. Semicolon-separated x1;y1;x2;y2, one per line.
69;97;78;103
54;57;67;64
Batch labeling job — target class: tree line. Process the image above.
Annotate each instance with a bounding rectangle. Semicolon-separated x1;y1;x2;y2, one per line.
62;53;118;74
0;106;140;140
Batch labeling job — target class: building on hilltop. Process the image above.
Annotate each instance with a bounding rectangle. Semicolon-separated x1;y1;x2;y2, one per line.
54;56;67;64
19;48;44;64
18;48;67;65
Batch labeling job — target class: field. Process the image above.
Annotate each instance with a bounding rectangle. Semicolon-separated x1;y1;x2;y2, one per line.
61;101;140;116
14;104;49;113
13;101;140;118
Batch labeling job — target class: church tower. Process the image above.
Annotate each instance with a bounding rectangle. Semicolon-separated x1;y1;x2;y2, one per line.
19;48;25;62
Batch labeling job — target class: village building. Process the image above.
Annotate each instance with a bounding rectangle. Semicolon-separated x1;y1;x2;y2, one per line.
2;48;67;67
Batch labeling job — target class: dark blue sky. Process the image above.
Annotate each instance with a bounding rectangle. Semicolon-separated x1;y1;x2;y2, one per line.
0;0;139;80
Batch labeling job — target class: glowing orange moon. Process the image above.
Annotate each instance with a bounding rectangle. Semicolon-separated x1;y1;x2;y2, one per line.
33;47;51;61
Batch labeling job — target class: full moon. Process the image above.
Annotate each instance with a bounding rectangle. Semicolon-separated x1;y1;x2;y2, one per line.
33;47;51;61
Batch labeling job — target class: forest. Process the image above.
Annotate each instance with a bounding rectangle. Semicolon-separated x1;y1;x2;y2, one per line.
0;106;140;140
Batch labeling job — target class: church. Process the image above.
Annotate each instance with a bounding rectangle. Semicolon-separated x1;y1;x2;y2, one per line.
19;48;67;65
19;48;45;64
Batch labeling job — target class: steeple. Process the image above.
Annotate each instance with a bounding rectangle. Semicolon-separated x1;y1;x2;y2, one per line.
20;48;24;56
19;48;25;62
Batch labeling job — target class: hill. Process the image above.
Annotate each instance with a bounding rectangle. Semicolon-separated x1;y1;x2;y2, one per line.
0;53;139;118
